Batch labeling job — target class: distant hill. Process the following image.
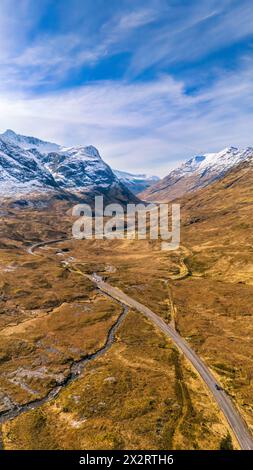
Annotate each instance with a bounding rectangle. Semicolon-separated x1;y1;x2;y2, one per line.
113;169;159;194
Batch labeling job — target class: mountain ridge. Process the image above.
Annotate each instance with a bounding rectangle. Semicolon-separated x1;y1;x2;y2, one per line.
140;146;253;202
113;169;159;194
0;130;139;205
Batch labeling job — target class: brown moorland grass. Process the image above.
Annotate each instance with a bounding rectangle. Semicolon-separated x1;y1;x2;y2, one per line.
1;161;253;448
2;311;232;450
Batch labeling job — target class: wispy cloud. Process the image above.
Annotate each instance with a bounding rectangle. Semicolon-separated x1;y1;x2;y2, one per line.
0;0;253;175
1;1;253;88
127;0;253;76
113;8;159;30
0;2;160;89
1;59;253;175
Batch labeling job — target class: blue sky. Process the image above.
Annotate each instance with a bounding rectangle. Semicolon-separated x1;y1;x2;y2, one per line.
1;0;253;175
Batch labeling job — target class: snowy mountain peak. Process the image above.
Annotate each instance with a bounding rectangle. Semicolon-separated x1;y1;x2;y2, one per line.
0;129;59;153
83;145;101;158
114;169;159;181
113;169;160;194
176;146;253;178
141;146;253;202
0;130;139;203
2;129;17;139
198;147;252;174
60;145;101;160
0;131;103;162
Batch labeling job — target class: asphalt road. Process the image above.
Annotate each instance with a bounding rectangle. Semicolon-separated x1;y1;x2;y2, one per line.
28;239;253;450
26;238;69;254
89;277;253;450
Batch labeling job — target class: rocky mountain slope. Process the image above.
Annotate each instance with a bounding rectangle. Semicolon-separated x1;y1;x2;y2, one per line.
0;130;139;205
140;147;253;202
168;157;253;434
181;158;253;250
0;138;58;197
113;169;159;194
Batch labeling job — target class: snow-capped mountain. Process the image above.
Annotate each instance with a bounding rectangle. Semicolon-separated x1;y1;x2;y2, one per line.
0;130;139;204
140;146;253;202
1;129;59;153
43;146;118;192
0;138;58;197
113;169;159;194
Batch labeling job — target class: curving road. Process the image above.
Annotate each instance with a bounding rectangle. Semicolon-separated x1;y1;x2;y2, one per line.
26;238;70;254
28;239;253;450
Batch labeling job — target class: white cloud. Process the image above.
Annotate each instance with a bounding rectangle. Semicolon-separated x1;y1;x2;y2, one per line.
1;61;253;176
114;8;159;31
1;1;253;176
0;3;160;89
127;0;253;76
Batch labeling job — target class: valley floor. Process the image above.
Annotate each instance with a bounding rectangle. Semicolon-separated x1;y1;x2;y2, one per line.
0;206;252;449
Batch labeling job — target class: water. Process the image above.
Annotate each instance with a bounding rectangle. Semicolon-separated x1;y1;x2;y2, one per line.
0;306;128;425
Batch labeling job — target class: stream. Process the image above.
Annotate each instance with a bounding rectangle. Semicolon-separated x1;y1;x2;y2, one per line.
0;305;128;429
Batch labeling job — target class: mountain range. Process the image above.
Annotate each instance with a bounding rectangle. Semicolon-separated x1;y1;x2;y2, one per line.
0;130;139;205
1;130;253;207
113;170;159;194
140;146;253;202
